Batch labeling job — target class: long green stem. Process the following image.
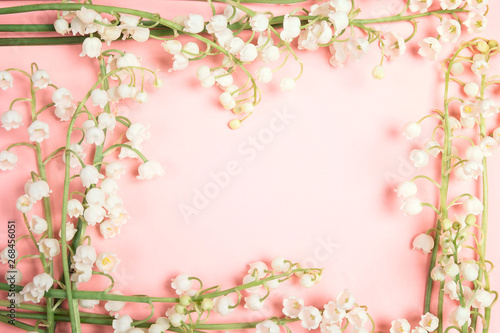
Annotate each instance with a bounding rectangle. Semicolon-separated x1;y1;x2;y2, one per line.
0;3;467;47
0;309;298;331
478;74;491;333
0;313;46;332
31;74;55;333
0;300;112;319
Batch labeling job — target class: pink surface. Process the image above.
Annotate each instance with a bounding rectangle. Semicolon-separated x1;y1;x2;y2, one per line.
0;1;499;332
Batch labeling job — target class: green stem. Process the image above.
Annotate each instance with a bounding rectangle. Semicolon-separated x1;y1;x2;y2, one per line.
479;76;490;333
0;3;467;47
0;309;298;331
424;47;457;314
31;73;55;333
0;313;46;332
438;280;444;333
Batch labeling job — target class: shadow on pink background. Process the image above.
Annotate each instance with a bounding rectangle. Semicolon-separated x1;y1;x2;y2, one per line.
0;0;499;332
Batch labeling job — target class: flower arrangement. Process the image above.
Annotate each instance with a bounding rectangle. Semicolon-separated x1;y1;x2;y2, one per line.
0;0;497;333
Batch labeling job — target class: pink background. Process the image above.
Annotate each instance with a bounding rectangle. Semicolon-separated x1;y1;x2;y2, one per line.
0;0;499;332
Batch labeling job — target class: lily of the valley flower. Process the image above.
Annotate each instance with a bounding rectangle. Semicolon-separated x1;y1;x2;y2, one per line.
67;199;84;218
112;314;133;333
460;262;479;281
32;69;51;89
298;306;322;330
437;18;461;43
346;307;368;327
250;14;269;32
240;44;258;63
409;149;429;168
213;295;235;316
0;150;18;171
396;181;418;198
27;180;51;201
335;289;355;311
16;194;34;213
244;293;265;311
409;0;432;13
0;71;13;90
327;11;347;35
298;21;333;51
403;121;421;139
449;306;470;327
29;215;48;234
80;165;104;188
59;222;77;241
91;89;109;108
282;296;304;318
1;109;23;131
97;113;116;131
418;37;442;61
400;196;423;215
38;238;60;260
104;290;125;315
206;15;227;34
79;299;99;310
463;195;484;215
440;0;462;10
171;274;193;295
323;301;346;324
419;312;439;332
0;247;18;264
70;262;92;285
383;32;406;57
54;18;70;34
464;12;487;33
83;205;107;225
256;320;279;333
96;252;120;273
183;14;204;33
280;14;301;41
126;122;150;148
280;77;296;92
413;233;434;254
137;160;165;180
52;87;73;108
390;319;411;333
27;120;50;143
80;37;102;58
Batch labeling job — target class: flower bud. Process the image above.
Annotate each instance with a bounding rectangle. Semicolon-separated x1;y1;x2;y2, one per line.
477;40;489;53
372;65;385;80
228;119;241;130
464;82;479;97
201;298;214;311
465;214;476;226
442;218;452;230
450;62;464;76
179;295;191;306
280;77;296;91
403;122;421;139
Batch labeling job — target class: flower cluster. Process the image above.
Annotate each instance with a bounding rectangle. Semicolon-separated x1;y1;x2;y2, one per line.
282;289;370;332
390;313;439;333
0;57;165;322
48;0;484;128
396;38;498;331
103;257;373;333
